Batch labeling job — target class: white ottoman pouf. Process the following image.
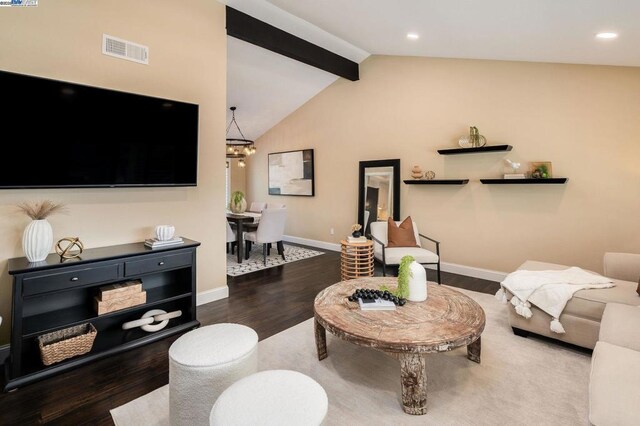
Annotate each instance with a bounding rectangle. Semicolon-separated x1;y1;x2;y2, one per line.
210;370;328;426
169;323;258;426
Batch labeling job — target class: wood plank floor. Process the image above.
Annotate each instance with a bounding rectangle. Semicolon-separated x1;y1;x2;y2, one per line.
0;247;499;425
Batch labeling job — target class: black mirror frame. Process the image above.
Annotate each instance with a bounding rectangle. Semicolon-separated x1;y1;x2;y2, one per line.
357;159;401;236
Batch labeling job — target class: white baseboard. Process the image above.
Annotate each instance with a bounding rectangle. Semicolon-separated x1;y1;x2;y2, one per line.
197;286;229;306
284;235;507;282
426;262;507;282
283;235;341;252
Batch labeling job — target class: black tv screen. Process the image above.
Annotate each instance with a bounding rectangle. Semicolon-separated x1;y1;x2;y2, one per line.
0;70;199;188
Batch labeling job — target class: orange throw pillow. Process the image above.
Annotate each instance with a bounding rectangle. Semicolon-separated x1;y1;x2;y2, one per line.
387;217;418;248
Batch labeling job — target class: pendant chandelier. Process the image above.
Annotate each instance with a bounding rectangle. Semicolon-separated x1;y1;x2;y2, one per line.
226;106;256;160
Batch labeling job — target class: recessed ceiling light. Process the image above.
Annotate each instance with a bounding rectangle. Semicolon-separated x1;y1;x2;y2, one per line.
406;33;419;40
596;32;618;40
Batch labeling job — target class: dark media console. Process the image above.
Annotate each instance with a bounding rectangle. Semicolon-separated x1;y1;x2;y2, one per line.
4;239;200;391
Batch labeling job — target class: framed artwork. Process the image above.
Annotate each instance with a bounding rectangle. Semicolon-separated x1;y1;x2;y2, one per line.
268;149;315;196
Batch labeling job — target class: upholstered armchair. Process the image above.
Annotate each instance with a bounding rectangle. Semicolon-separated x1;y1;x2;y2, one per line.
370;220;441;284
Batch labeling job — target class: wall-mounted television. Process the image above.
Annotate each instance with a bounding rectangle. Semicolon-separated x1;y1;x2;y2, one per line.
0;70;199;189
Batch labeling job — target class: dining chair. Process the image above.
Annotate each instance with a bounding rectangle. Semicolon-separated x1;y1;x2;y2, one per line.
248;202;266;213
370;219;441;284
244;208;287;265
226;221;237;255
266;202;286;209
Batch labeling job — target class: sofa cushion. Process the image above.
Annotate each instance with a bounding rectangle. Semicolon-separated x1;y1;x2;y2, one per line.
590;342;640;426
516;261;639;321
599;303;640;352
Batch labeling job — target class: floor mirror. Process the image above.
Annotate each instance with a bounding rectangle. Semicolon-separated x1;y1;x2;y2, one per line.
358;159;400;236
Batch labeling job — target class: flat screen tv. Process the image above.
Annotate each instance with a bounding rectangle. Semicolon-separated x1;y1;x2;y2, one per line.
0;70;199;188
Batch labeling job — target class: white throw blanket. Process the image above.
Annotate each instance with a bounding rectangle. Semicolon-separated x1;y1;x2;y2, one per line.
496;267;614;334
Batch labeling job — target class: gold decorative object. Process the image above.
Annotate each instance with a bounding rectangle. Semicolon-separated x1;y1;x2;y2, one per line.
424;171;436;180
55;237;84;259
459;126;487;148
411;165;423;179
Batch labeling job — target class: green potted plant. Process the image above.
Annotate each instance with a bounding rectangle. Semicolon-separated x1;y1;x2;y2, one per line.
395;255;414;299
229;191;247;213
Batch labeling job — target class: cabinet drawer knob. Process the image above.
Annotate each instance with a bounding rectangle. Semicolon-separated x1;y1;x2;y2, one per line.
70;277;79;281
158;261;165;266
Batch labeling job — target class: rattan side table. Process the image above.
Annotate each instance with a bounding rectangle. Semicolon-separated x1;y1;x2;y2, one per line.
340;240;374;281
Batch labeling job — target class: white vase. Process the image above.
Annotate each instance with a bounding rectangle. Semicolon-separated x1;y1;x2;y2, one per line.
22;219;53;262
407;261;428;302
155;225;175;241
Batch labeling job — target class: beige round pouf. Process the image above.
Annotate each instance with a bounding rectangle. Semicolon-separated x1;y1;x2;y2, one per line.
209;370;328;426
169;323;258;426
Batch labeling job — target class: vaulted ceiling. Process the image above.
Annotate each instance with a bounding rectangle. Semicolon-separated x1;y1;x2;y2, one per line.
225;0;638;141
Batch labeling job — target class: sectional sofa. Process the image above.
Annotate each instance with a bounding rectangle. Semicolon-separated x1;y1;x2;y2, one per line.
504;253;640;425
506;253;640;349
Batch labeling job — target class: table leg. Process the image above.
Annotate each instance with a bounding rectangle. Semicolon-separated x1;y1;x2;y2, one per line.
467;336;481;363
236;220;244;264
399;353;427;415
314;319;328;361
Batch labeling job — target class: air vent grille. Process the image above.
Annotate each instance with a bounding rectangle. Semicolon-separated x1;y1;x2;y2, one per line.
102;34;149;64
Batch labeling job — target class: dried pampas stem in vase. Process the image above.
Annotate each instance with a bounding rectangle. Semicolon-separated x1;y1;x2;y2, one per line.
17;200;67;220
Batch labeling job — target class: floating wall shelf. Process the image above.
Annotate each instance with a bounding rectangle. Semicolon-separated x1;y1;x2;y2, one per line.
438;145;513;155
480;178;568;184
403;179;469;185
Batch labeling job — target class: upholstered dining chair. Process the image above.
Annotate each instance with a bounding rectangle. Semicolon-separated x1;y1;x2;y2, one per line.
248;202;266;213
370;220;441;284
244;208;287;265
266;202;285;209
226;221;236;255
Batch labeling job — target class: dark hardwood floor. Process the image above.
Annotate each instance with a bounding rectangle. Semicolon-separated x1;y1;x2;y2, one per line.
0;246;499;425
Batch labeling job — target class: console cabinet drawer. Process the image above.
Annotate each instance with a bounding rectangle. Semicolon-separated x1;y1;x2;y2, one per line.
124;251;192;277
22;264;120;297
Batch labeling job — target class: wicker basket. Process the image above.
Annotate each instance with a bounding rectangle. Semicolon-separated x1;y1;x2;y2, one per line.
37;323;97;366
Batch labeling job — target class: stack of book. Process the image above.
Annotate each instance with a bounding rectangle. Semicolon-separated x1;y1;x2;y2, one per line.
94;280;146;315
347;236;368;244
144;236;184;249
504;173;526;179
358;298;396;311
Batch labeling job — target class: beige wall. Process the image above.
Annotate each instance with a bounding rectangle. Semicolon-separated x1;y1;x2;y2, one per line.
228;159;247;199
0;0;227;344
248;55;640;274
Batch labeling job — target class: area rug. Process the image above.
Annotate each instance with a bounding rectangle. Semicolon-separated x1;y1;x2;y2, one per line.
226;244;324;276
111;287;591;425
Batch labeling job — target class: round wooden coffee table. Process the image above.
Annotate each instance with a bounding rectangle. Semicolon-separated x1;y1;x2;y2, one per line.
313;277;486;415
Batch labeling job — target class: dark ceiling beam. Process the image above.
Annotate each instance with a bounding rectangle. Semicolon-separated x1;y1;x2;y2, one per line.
226;6;359;81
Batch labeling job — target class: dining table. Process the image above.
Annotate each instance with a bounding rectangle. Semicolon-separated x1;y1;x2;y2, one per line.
226;212;261;264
